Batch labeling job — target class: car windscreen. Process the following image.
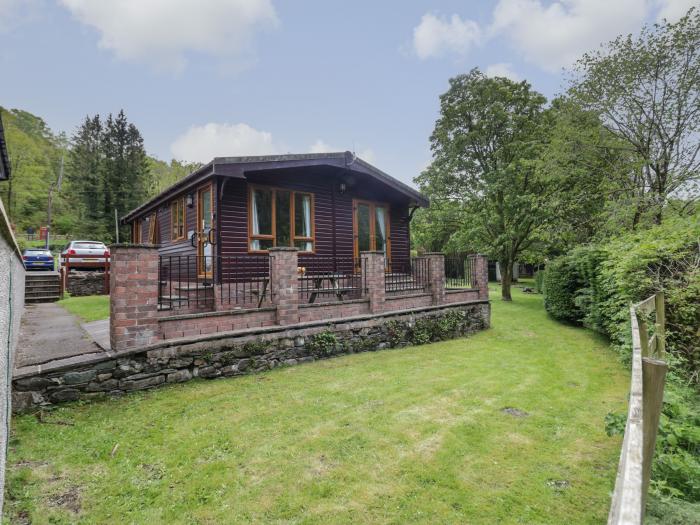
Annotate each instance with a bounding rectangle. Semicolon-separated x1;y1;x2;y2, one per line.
25;250;51;255
73;243;106;249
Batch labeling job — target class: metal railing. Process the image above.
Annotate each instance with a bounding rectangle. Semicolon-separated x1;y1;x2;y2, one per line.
444;254;477;289
608;292;668;525
219;255;271;308
385;257;430;294
298;255;365;303
158;255;270;311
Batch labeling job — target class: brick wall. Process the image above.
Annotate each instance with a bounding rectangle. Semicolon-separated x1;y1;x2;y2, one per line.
109;246;490;351
110;245;160;351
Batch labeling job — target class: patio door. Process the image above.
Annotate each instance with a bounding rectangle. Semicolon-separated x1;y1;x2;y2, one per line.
197;184;214;278
353;200;390;260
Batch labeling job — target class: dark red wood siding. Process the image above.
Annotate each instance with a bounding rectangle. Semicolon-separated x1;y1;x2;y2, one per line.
128;166;413;269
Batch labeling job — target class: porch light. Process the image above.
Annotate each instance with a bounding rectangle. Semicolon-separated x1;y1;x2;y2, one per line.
338;183;346;194
186;193;194;208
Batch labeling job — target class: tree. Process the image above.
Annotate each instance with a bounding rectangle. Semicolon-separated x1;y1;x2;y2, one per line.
417;69;551;301
68;110;150;240
570;7;700;225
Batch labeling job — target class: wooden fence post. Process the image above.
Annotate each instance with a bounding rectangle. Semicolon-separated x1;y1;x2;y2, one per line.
641;356;667;512
654;292;665;359
637;314;650;358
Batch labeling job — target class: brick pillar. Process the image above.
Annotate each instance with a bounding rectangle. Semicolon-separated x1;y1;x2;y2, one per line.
269;247;299;325
110;244;160;351
361;251;386;313
473;254;489;300
424;253;446;305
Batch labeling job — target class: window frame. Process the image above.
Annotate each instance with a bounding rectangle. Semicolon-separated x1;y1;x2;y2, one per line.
352;199;391;260
170;197;186;241
247;184;315;254
133;219;142;243
148;213;158;244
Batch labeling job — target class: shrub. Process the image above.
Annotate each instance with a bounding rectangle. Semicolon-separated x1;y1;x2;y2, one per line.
542;255;582;322
534;270;545;293
307;331;338;356
543;214;700;503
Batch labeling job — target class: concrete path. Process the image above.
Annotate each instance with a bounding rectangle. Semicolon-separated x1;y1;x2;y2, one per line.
15;303;108;369
81;319;110;351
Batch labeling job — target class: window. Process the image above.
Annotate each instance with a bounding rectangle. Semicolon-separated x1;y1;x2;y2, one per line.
133;219;142;243
148;213;158;244
171;198;186;240
249;186;314;252
353;200;390;258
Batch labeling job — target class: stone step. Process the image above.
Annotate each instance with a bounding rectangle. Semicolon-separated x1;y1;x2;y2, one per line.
25;295;60;303
26;287;61;295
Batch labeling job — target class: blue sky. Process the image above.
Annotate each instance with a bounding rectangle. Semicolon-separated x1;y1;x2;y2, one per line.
0;0;696;186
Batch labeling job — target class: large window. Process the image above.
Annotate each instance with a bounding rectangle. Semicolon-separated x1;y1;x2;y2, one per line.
171;197;186;241
249;186;314;252
353;199;390;258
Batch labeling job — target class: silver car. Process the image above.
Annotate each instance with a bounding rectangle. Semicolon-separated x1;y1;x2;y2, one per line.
60;240;110;269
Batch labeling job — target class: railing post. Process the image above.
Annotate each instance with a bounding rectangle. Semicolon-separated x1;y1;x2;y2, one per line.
424;253;446;305
109;244;160;351
362;251;386;313
269;247;299;325
473;254;489;300
654;292;665;358
641;356;667;512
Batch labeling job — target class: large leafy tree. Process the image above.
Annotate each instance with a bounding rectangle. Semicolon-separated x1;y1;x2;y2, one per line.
417;69;552;301
570;7;700;225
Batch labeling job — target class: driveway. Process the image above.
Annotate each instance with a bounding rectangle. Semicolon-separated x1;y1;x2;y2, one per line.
15;303;108;369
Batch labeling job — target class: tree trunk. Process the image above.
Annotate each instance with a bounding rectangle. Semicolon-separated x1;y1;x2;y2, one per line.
500;260;513;301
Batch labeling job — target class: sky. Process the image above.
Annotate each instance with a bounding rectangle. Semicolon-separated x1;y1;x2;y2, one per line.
0;0;697;187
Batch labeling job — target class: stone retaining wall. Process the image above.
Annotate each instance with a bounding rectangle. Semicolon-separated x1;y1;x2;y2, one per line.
12;301;489;411
66;271;107;297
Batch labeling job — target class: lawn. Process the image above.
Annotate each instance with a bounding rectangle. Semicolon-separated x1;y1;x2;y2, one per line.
56;295;109;323
4;286;629;524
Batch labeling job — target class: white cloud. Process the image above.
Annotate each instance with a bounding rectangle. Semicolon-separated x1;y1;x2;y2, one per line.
656;0;698;21
412;13;481;60
171;123;280;163
491;0;649;72
485;62;521;81
308;139;375;164
59;0;278;72
309;139;334;154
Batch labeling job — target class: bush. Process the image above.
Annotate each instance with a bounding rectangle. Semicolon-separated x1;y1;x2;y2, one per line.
543;214;700;503
542;255;582;322
534;270;545;293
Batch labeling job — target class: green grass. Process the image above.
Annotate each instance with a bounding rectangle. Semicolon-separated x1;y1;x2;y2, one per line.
5;286;629;524
56;295;109;323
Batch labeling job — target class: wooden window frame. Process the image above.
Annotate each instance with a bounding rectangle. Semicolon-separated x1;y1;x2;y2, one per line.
352;199;391;260
171;197;186;241
133;219;142;243
247;184;315;254
148;213;158;244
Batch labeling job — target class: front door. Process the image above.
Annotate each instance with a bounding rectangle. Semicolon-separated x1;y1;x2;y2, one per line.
197;184;214;278
353;199;390;261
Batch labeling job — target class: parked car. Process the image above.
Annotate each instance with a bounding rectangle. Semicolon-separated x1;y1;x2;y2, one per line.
60;240;110;269
22;248;55;271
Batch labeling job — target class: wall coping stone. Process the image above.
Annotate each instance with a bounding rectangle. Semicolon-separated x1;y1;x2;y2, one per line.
15;299;490;380
446;288;479;293
110;243;161;249
159;306;277;322
385;292;432;300
298;298;369;309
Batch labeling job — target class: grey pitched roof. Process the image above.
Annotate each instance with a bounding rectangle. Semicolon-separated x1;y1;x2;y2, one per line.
121;151;428;222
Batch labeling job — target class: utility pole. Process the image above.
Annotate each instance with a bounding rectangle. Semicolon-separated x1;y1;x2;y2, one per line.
46;150;65;250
